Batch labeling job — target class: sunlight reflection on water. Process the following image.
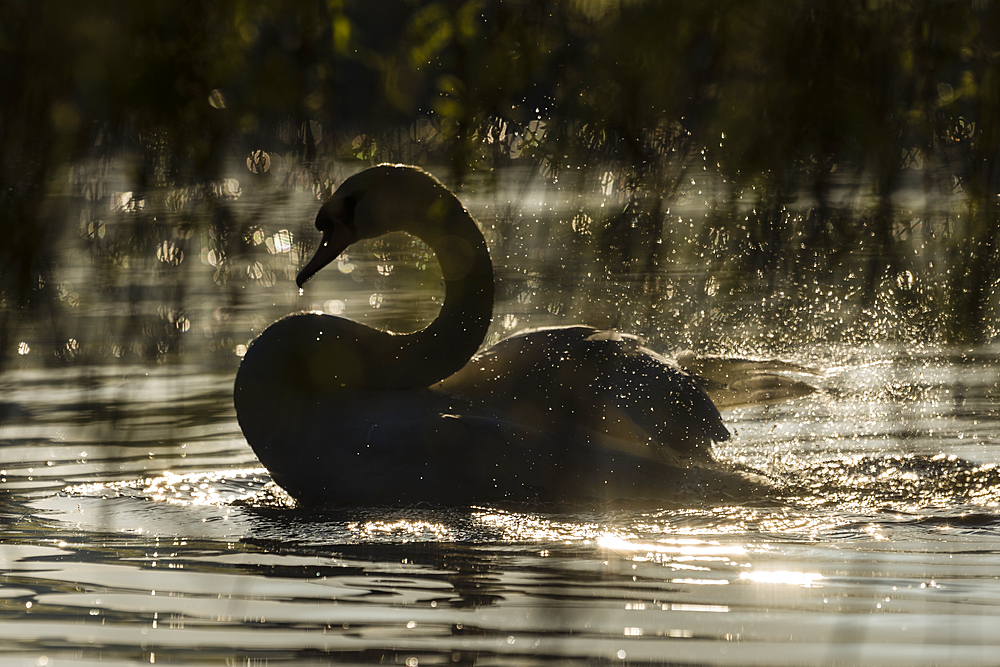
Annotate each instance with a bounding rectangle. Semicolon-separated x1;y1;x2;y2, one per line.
3;299;1000;665
65;468;282;507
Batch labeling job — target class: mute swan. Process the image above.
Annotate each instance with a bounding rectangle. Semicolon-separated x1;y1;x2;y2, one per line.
234;164;790;506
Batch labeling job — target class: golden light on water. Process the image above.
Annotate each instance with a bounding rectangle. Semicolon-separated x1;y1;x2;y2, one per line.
666;603;731;613
65;468;281;507
596;533;754;587
471;508;601;542
347;519;452;541
668;578;729;586
597;533;747;558
595;532;825;590
738;570;824;587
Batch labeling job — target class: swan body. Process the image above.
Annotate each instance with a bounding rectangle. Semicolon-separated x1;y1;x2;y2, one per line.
234;165;770;506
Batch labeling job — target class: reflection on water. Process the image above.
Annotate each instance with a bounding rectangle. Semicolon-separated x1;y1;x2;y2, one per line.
1;347;999;663
66;469;282;508
2;158;1000;664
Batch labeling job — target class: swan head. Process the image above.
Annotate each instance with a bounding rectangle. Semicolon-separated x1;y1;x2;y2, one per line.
295;174;366;288
296;165;456;288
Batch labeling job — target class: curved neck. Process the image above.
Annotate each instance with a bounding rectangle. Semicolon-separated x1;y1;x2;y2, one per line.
287;195;494;392
237;170;495;403
234;170;494;448
384;197;494;388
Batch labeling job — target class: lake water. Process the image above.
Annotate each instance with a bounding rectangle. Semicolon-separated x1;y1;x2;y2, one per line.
2;164;1000;665
3;345;1000;665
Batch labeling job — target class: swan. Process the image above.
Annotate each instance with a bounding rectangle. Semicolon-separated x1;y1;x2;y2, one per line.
234;164;798;506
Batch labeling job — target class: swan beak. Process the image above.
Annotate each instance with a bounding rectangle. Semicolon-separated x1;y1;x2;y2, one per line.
296;223;353;287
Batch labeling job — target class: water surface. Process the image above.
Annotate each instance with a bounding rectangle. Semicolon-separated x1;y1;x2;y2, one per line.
3;344;1000;666
3;161;1000;666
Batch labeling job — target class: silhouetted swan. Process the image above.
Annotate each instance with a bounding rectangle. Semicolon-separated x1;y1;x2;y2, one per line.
234;165;805;506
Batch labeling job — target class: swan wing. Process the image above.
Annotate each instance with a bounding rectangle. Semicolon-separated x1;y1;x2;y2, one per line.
436;326;727;463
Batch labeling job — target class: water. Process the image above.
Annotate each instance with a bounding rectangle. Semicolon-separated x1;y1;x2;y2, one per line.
2;344;1000;666
2;163;1000;665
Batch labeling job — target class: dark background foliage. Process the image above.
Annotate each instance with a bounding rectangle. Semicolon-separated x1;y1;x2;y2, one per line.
2;0;999;372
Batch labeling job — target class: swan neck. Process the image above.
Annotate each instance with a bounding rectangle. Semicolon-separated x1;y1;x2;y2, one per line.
398;200;494;387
